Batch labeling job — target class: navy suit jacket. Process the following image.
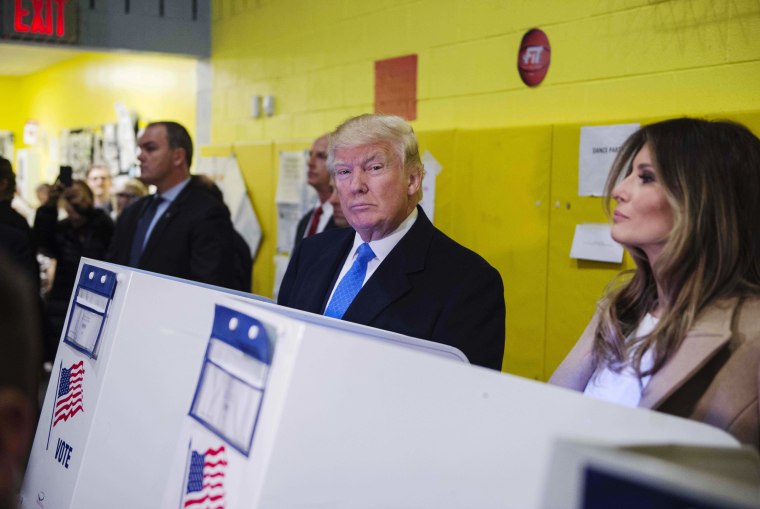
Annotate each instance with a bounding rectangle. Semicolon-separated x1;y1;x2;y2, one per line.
0;201;38;290
107;178;237;289
278;207;505;370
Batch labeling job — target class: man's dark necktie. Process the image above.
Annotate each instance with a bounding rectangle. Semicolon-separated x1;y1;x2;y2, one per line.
306;205;323;237
128;195;163;266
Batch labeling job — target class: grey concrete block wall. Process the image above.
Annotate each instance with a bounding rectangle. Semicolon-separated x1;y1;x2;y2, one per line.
77;0;210;57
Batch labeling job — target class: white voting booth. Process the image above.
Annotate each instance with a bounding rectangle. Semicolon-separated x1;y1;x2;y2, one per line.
22;259;744;509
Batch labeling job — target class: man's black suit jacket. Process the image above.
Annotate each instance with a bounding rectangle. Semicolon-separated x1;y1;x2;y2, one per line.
0;201;38;290
278;207;505;370
107;179;237;289
293;206;338;249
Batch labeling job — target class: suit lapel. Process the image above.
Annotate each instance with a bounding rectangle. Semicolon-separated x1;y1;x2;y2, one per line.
297;230;354;313
139;186;189;263
120;197;152;263
343;207;432;325
639;298;737;409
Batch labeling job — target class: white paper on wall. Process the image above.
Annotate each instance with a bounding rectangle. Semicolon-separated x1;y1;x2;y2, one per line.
114;102;137;173
275;151;308;205
196;156;262;260
578;123;640;196
274;150;313;262
569;223;624;263
420;150;442;223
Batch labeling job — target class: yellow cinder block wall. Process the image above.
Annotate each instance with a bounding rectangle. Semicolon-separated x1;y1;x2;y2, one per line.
209;0;760;377
211;0;760;141
0;76;28;150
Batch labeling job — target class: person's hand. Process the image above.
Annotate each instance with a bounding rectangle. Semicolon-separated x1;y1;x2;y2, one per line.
45;183;63;207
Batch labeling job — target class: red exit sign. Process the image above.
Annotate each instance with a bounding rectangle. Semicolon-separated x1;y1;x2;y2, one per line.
1;0;78;43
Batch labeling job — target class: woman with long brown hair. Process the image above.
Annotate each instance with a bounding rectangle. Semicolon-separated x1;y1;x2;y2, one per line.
550;117;760;449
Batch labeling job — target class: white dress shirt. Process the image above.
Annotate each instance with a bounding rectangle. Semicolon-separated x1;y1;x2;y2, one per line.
143;177;190;247
583;313;658;407
325;208;418;306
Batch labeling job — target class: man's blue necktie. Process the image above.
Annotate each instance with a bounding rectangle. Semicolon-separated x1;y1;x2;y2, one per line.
128;195;163;266
324;243;376;319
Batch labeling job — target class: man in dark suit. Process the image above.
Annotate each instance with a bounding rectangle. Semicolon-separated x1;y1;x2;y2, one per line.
293;134;342;248
191;174;253;292
107;121;237;289
0;156;38;290
278;114;505;370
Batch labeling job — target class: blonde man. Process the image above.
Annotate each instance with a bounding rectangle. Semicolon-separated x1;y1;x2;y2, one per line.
278;114;505;370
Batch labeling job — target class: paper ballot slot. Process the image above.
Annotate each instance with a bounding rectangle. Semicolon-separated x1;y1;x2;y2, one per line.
189;305;273;456
63;264;117;357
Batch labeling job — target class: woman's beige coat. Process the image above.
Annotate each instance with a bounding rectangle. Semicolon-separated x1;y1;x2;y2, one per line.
550;297;760;449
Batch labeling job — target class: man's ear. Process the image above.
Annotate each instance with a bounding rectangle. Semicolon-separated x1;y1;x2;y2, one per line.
407;166;422;197
171;147;187;168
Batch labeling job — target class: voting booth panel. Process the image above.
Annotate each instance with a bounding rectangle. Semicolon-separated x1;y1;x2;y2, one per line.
542;440;760;509
20;259;466;508
22;260;742;509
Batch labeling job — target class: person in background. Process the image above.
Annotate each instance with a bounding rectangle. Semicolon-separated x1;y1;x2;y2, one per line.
327;178;349;228
0;156;38;288
550;118;760;450
86;164;113;215
191;174;253;292
107;121;237;289
111;175;148;219
34;179;113;362
0;253;41;509
33;183;55;298
278;114;505;370
35;183;51;207
293;134;343;248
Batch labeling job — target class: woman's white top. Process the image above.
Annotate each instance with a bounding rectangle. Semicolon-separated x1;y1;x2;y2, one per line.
583;313;658;407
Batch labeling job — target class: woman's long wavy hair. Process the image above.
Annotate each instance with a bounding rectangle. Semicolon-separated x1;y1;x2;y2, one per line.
592;118;760;376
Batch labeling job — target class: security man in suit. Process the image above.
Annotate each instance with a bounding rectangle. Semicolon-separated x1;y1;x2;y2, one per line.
278;114;505;370
293;134;343;249
0;156;38;289
107;121;237;289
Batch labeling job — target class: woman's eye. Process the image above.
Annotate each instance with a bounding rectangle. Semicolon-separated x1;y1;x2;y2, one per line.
639;172;655;184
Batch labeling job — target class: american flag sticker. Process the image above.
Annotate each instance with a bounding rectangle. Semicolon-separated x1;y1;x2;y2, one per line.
183;445;227;509
53;361;85;427
46;360;86;450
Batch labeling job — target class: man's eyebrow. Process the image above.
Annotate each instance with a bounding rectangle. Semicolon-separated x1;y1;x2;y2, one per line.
363;152;383;164
333;151;385;167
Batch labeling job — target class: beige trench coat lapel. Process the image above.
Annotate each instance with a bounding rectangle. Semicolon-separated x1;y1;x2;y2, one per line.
639;298;738;409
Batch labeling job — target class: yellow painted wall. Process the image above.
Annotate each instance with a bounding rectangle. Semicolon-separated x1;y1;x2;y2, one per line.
209;0;760;376
0;75;28;152
0;52;197;184
211;0;760;142
22;53;197;137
